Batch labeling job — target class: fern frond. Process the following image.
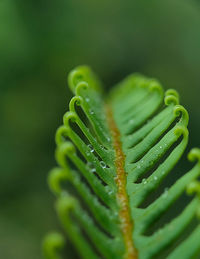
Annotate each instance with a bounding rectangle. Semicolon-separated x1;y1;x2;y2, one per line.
46;66;200;259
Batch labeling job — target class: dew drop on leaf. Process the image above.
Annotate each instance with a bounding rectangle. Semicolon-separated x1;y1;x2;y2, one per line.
107;137;111;142
100;144;104;150
108;190;113;195
100;161;107;168
87;144;94;153
87;161;92;168
87;162;96;173
142;178;147;185
105;186;113;195
163;188;169;198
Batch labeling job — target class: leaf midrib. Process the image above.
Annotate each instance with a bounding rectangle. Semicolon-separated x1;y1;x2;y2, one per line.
106;104;137;259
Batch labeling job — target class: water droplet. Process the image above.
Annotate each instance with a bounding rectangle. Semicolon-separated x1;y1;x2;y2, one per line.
137;164;141;169
89;109;94;115
141;160;144;163
107;137;111;142
159;146;162;149
154;176;158;181
100;161;107;168
87;161;92;168
142;178;147;185
108;190;113;195
87;162;96;173
85;98;90;102
161;171;165;175
105;186;113;195
87;144;94;153
163;188;169;198
90;168;96;173
129;119;134;124
164;143;167;147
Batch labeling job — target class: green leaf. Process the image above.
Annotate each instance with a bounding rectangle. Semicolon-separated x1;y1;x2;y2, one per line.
46;66;200;259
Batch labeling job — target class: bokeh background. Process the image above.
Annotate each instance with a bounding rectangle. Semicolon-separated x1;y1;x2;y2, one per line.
1;0;200;258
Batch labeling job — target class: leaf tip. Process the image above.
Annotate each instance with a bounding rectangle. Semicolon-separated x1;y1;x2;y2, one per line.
43;232;65;259
165;88;180;105
68;65;102;94
188;148;200;163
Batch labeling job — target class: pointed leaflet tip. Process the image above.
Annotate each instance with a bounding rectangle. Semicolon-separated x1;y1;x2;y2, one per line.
174;125;188;138
187;181;200;195
164;89;180;106
43;232;65;259
55;142;76;168
55;126;69;146
165;89;180;99
67;65;103;94
48;167;69;195
186;180;200;219
56;193;77;221
148;79;164;97
188;148;200;163
173;105;189;126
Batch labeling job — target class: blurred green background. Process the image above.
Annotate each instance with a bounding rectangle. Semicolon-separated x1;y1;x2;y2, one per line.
1;0;200;258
